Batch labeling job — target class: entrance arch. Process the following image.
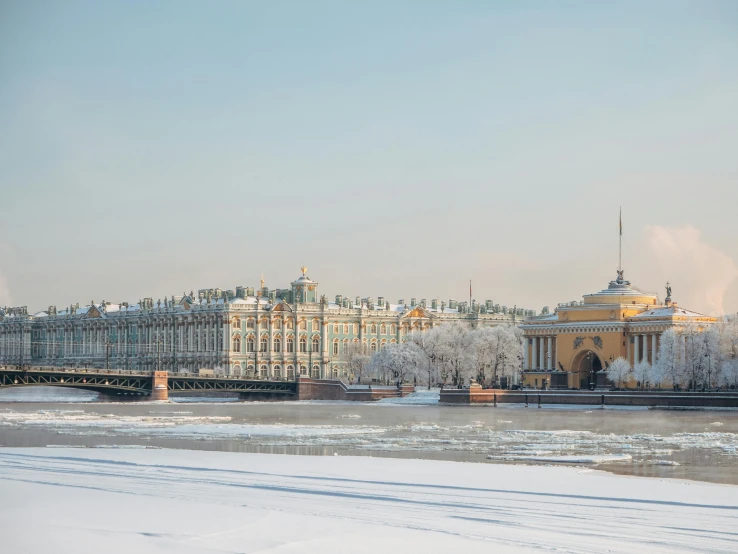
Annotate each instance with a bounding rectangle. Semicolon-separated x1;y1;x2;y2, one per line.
571;350;603;390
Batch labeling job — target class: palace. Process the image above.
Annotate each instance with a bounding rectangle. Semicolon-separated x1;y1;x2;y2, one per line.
0;268;529;379
520;270;717;389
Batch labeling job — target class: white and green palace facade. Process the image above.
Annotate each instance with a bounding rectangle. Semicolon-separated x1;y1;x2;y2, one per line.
0;269;530;379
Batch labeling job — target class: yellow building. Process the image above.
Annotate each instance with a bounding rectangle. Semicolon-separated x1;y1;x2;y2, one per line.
521;271;716;389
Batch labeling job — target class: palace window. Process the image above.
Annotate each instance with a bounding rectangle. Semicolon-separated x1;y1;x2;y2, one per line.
247;336;255;352
390;324;396;334
286;319;294;330
274;365;281;378
287;337;294;353
299;336;307;352
312;365;320;378
273;319;281;330
370;341;377;353
232;337;241;353
380;324;386;335
260;336;268;352
333;323;339;334
246;319;255;329
343;323;349;334
333;339;339;355
353;323;358;335
299;320;307;331
313;319;321;331
260;365;268;377
312;336;320;352
261;318;269;329
370;323;377;334
274;337;281;353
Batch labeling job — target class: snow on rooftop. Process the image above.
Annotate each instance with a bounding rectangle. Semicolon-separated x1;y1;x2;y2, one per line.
633;306;707;318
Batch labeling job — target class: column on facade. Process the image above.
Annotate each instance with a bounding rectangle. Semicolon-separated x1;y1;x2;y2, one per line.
546;337;552;370
633;333;640;365
531;336;538;370
320;319;327;380
641;334;647;365
651;333;658;366
221;317;229;375
538;337;544;370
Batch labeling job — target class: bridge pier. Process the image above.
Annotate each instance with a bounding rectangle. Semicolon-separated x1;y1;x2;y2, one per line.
151;371;168;401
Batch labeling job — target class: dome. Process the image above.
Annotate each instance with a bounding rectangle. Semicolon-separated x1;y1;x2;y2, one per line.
582;271;658;306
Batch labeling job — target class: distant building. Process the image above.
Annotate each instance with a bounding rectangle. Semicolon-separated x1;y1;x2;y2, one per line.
0;268;527;378
520;271;717;389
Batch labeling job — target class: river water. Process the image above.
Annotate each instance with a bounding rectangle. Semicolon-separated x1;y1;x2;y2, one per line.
1;387;737;485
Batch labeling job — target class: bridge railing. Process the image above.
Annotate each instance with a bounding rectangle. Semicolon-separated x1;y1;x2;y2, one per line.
0;365;152;377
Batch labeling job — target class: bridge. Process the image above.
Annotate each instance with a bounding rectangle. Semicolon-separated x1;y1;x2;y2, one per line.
0;366;298;401
0;366;412;401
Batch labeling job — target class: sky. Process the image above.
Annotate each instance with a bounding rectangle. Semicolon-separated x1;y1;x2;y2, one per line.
1;1;737;316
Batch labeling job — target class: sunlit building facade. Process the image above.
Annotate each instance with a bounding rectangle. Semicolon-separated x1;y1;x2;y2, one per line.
520;271;717;389
0;269;527;378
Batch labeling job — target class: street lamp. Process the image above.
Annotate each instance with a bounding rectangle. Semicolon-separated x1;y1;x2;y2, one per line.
587;352;594;390
704;351;712;391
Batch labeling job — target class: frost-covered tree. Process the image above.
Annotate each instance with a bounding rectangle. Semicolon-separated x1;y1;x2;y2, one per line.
700;326;721;389
656;328;683;389
605;357;631;389
632;360;651;390
683;324;721;390
342;341;371;384
368;342;423;384
719;317;738;389
410;328;444;388
439;323;473;387
466;325;523;387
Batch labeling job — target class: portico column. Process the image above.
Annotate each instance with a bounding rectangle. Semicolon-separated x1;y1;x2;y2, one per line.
531;337;538;370
651;333;657;365
546;337;552;370
633;333;640;365
538;337;544;370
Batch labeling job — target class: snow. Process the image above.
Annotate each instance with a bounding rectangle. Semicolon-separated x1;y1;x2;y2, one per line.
1;447;736;553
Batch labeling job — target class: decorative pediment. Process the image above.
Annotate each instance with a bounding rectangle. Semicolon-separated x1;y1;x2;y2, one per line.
83;305;103;319
270;302;293;312
402;306;431;319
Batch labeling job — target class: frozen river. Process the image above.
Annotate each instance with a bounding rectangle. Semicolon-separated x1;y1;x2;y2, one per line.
1;387;737;484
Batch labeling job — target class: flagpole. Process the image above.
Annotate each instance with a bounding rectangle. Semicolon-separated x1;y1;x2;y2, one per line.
619;207;622;272
469;280;472;312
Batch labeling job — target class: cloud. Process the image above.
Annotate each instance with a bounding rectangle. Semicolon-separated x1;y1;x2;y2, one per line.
644;226;738;315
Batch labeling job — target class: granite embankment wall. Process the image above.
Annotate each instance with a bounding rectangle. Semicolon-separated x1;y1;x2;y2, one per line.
296;378;414;401
440;387;738;408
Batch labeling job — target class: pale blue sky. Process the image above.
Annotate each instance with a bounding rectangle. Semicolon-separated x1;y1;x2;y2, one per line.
1;1;737;315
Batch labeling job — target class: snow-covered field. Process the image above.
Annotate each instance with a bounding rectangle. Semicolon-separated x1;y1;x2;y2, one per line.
0;447;736;553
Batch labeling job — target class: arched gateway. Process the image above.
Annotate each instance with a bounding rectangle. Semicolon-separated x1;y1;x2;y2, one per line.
571;350;603;390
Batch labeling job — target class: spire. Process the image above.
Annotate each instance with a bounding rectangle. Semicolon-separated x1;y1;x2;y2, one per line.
619;206;623;273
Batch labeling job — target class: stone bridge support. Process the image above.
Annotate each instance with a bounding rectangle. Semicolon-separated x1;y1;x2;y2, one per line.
152;371;168;401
